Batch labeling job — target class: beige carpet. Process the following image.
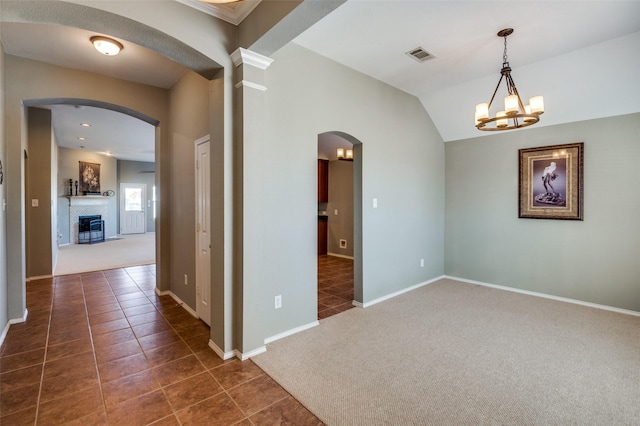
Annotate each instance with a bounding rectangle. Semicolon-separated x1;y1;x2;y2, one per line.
253;278;640;425
54;232;155;276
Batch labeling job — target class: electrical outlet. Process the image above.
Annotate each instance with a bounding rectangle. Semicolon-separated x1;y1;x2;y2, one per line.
275;295;282;309
184;274;188;285
340;239;347;249
420;258;425;267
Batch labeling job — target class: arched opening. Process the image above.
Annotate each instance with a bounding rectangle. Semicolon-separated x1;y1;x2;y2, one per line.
317;131;363;319
22;98;160;280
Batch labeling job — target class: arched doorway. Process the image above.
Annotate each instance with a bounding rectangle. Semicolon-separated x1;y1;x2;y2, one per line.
317;131;363;319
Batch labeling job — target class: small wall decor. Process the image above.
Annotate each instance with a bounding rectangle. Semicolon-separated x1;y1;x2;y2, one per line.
0;159;4;184
79;161;101;195
519;142;583;220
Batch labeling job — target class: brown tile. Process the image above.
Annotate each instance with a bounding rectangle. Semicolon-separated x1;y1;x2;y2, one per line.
250;395;322;426
101;369;160;409
0;406;37;425
123;303;158;317
163;371;223;411
194;348;228;370
183;335;211;353
46;337;93;361
228;374;289;416
115;291;147;301
175;392;245;426
88;309;126;325
1;325;48;355
138;329;182;351
0;348;45;373
107;389;172;425
152;354;206;387
47;325;91;346
210;359;264;390
63;409;108;425
127;310;164;326
92;328;136;351
132;320;172;338
95;338;143;364
0;381;40;415
37;386;104;425
147;415;181;426
40;352;98;402
144;341;192;367
98;352;150;383
85;301;121;315
0;364;43;391
90;318;130;335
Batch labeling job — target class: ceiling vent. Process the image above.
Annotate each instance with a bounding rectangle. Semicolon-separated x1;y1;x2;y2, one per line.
406;47;434;63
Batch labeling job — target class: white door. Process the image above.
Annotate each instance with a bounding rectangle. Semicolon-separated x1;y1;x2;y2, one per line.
120;183;146;235
195;137;211;325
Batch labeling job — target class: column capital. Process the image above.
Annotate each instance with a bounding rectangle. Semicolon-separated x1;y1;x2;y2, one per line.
230;48;274;70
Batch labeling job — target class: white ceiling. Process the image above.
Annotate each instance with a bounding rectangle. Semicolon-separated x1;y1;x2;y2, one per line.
1;0;639;159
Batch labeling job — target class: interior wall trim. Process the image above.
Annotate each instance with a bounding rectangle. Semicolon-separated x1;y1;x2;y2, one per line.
362;276;444;308
208;339;235;360
445;275;640;318
234;80;267;91
264;320;319;345
154;288;198;318
237;346;267;361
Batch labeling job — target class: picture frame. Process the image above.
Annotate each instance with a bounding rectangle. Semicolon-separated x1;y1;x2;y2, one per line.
518;142;583;220
79;161;101;195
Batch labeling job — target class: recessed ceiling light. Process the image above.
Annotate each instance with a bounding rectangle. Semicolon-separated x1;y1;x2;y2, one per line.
90;36;123;56
80;123;91;127
78;137;86;141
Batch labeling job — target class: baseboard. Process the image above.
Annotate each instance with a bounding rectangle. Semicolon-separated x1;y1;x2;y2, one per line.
444;275;640;318
1;309;28;348
237;346;267;360
208;340;236;360
264;320;319;345
327;252;354;260
26;274;53;282
352;300;363;308
361;276;445;308
154;288;198;319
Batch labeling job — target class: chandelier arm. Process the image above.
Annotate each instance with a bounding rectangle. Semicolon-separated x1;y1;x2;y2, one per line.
487;74;505;110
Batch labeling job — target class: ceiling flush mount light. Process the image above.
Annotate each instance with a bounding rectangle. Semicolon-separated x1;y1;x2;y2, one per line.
90;36;123;56
475;28;544;131
337;148;354;161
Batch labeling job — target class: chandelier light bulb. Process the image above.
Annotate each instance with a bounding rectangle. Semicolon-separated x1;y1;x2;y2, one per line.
529;96;545;114
346;149;354;160
496;111;508;128
337;148;345;159
504;95;519;115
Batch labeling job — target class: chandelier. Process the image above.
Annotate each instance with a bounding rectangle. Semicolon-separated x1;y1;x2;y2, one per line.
475;28;544;131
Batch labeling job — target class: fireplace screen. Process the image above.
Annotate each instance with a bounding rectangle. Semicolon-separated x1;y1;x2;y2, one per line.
78;215;104;244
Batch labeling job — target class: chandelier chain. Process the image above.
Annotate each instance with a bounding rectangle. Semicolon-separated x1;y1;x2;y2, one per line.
503;35;508;65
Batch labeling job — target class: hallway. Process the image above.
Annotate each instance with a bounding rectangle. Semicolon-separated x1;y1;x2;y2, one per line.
0;265;322;425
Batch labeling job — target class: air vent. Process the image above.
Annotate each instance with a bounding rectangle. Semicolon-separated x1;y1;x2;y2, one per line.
406;47;434;63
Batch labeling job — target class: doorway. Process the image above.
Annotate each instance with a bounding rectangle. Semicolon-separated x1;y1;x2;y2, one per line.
317;131;363;319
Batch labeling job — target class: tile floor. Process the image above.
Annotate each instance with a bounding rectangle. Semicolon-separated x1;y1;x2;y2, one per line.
0;265;323;425
317;255;354;320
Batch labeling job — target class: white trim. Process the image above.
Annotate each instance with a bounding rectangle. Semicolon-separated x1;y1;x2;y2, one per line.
237;346;267;360
327;252;354;260
264;320;319;345
230;48;274;70
208;339;235;360
154;288;198;319
175;0;261;26
1;310;28;347
444;275;640;317
234;80;267;92
26;274;52;282
352;300;363;308
362;276;444;308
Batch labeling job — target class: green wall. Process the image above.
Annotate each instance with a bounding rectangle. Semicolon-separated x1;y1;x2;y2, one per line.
445;113;640;312
240;43;445;350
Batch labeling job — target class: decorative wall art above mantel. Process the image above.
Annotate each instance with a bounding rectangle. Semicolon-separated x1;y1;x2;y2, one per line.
79;161;101;195
518;142;584;220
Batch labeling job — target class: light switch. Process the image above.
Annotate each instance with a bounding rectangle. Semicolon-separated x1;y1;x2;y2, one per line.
334;209;338;215
31;199;39;207
373;198;378;208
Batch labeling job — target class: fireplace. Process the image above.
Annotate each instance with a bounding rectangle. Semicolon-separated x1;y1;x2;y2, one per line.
78;215;105;244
